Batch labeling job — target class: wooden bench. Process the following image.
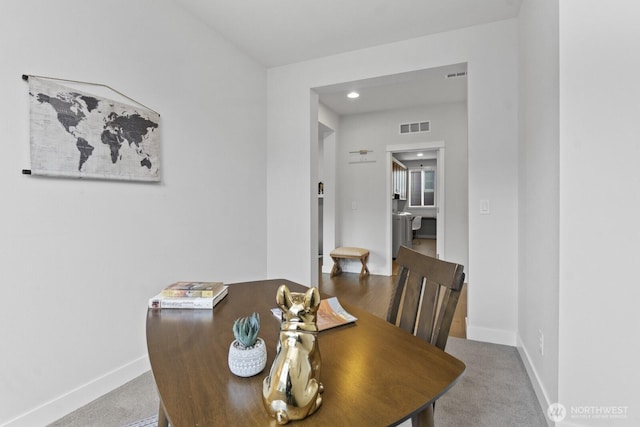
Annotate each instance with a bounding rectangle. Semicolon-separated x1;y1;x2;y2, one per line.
330;247;370;279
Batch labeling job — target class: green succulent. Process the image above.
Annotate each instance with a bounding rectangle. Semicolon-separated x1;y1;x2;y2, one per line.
232;312;260;348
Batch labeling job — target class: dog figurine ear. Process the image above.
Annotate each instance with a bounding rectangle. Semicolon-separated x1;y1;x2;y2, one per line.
304;287;320;311
276;284;293;310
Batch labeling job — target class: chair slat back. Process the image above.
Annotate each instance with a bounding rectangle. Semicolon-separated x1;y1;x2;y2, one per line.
386;246;465;350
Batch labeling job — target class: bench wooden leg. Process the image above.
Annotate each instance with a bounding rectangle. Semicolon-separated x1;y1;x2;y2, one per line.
359;254;370;279
330;256;342;277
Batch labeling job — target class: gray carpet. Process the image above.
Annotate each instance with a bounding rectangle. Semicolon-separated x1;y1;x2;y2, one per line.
48;338;547;426
438;337;547;427
48;373;159;427
120;416;157;427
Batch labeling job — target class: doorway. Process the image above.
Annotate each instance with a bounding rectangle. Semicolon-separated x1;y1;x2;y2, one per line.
317;119;337;278
386;142;445;274
313;63;468;278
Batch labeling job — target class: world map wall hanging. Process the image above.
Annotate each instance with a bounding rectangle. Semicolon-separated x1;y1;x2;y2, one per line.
26;75;161;182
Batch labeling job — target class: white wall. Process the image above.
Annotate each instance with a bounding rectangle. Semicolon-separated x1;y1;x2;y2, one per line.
0;1;267;425
558;1;640;425
334;102;468;275
267;19;519;345
518;0;560;415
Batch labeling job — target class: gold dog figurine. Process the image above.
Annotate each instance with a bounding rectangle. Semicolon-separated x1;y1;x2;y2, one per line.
262;285;323;424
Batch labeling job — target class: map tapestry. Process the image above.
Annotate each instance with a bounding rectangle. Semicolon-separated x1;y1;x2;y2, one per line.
28;77;160;181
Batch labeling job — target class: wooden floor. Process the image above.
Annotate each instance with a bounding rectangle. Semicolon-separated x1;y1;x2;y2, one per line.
319;239;467;339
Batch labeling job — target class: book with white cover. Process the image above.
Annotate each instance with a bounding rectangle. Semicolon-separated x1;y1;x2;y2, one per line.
148;285;228;309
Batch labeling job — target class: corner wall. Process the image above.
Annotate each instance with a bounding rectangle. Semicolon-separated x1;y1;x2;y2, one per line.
0;1;267;425
267;19;519;345
517;0;560;416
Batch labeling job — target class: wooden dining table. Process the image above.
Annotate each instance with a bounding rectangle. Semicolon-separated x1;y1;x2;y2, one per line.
146;279;465;426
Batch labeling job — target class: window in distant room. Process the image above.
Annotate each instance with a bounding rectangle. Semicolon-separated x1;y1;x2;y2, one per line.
409;168;436;207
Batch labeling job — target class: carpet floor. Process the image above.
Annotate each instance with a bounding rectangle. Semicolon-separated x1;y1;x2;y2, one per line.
438;337;547;427
48;337;547;426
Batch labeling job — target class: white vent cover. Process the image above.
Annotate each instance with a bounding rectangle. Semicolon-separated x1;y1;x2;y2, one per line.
445;71;467;79
399;121;430;134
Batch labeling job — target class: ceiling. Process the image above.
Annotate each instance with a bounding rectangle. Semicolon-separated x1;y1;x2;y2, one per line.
316;63;468;162
315;63;468;116
173;0;521;162
173;0;523;68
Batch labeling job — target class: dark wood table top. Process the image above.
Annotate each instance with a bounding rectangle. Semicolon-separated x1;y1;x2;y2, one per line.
146;279;465;426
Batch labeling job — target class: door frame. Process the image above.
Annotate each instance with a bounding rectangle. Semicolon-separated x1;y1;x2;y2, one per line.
385;141;445;274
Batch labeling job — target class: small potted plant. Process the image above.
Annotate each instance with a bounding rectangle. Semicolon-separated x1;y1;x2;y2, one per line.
228;312;267;377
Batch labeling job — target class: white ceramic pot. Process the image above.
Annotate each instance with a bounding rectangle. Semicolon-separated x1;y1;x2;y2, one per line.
228;337;267;377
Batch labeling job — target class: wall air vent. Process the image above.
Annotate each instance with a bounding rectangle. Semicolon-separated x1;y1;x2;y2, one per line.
399;121;430;134
445;71;467;79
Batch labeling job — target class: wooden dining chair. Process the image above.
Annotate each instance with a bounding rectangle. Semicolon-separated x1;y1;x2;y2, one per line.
386;246;465;427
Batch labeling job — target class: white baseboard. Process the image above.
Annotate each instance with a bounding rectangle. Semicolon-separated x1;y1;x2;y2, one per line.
466;324;517;346
2;355;150;427
516;335;554;427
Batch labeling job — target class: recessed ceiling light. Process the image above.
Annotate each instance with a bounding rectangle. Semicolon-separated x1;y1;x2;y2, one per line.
416;153;424;157
347;91;360;99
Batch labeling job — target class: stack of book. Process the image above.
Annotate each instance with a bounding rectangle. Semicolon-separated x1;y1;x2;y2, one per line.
148;281;228;309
